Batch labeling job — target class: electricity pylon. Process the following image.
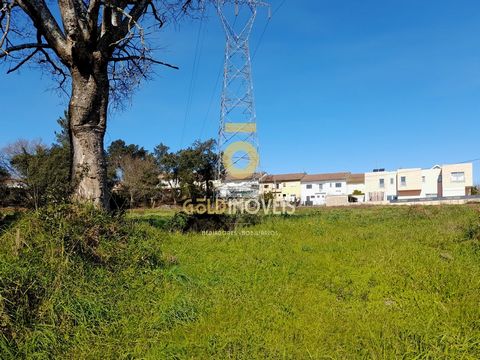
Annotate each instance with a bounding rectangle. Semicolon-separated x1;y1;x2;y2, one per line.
215;0;270;181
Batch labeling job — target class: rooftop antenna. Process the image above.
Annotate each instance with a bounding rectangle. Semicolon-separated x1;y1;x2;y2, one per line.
215;0;270;182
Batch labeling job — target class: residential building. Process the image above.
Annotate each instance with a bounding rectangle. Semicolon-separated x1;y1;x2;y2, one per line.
365;163;474;202
365;170;397;203
260;173;306;203
420;166;442;198
300;172;350;206
347;173;366;196
215;173;266;199
396;168;423;200
441;163;473;197
1;178;25;189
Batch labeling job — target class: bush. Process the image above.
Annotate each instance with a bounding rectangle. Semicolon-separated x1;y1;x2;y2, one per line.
0;204;163;358
166;212;261;233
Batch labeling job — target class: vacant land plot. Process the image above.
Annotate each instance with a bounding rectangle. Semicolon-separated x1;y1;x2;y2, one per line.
1;205;480;359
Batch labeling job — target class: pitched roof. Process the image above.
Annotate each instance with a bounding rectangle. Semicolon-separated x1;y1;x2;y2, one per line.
260;173;306;183
301;172;350;182
347;173;365;184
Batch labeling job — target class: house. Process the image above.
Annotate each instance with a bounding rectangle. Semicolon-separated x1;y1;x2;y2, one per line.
396;168;423;200
441;163;473;197
365;163;474;202
396;164;473;200
215;173;266;199
365;170;398;203
420;166;442;198
347;173;366;201
1;178;25;189
300;172;350;206
260;173;306;203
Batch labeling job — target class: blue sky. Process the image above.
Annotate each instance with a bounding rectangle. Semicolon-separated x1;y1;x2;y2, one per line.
1;0;480;182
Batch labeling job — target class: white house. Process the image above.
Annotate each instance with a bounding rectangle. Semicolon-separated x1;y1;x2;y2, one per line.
347;173;366;201
301;173;350;206
365;170;398;203
216;173;266;199
441;163;474;197
365;163;474;203
420;166;442;198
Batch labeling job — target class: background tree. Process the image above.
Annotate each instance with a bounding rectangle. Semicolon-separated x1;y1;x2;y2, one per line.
0;0;202;208
0;164;8;180
1;116;72;209
106;140;159;207
154;139;218;203
120;153;159;207
154;143;181;204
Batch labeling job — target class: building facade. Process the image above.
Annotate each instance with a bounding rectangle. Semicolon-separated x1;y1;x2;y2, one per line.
260;173;306;203
300;173;350;206
441;163;473;197
365;170;398;203
347;173;366;201
364;163;473;203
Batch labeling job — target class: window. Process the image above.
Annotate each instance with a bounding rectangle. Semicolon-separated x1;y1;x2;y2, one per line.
335;183;342;188
264;185;269;189
306;184;312;189
390;178;394;185
400;176;406;187
422;176;426;183
276;183;280;189
319;184;323;190
451;172;465;183
283;183;286;188
379;179;385;188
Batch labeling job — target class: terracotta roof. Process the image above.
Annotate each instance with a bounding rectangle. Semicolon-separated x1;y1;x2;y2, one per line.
260;173;306;183
347;173;365;184
301;172;350;182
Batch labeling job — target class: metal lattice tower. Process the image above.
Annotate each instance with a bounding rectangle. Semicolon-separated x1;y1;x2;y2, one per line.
216;0;270;181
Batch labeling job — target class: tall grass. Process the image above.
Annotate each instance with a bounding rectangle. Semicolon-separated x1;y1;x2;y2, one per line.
1;205;480;358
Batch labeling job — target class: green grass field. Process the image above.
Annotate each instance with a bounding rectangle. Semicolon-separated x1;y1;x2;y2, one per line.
1;205;480;358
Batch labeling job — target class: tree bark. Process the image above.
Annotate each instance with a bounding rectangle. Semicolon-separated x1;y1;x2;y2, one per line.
68;56;109;209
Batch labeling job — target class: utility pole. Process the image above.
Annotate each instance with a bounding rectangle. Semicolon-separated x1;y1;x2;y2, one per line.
215;0;270;183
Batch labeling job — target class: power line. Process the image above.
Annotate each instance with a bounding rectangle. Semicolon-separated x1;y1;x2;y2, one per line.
272;0;287;16
200;62;223;139
180;13;206;148
252;0;287;59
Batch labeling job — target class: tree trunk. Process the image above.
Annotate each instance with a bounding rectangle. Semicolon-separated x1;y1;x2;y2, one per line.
69;61;109;209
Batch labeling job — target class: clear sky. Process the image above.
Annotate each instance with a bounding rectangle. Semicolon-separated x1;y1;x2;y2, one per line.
1;0;480;182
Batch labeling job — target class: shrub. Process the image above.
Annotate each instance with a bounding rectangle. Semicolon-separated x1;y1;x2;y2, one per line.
166;212;261;233
0;204;160;357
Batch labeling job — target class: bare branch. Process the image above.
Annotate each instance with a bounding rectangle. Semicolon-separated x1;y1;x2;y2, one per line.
109;55;179;70
6;48;38;73
0;0;13;49
15;0;68;59
0;42;50;59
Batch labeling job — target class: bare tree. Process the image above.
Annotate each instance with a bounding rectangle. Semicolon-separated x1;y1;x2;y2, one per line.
0;0;202;208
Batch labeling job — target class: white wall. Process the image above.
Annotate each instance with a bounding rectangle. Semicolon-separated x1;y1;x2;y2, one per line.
420;168;441;198
365;171;397;202
442;163;473;197
301;180;347;205
347;183;365;196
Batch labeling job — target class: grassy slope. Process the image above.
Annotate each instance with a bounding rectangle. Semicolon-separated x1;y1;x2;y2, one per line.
2;205;480;359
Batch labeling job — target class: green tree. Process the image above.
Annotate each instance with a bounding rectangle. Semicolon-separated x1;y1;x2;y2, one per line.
2;115;72;209
106;140;159;207
154;140;218;203
9;143;71;209
154;143;181;204
1;0;203;208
